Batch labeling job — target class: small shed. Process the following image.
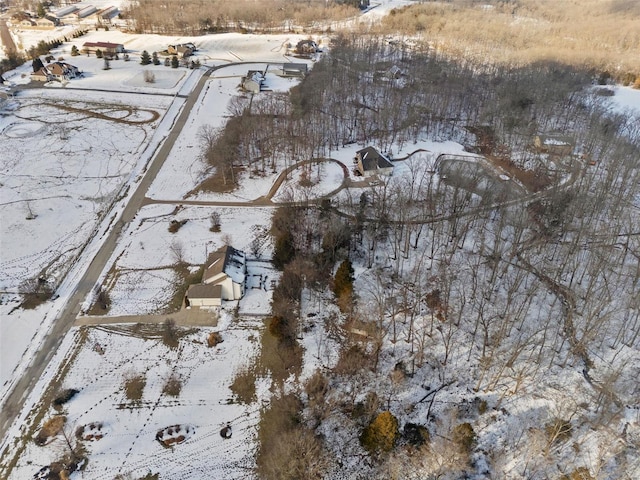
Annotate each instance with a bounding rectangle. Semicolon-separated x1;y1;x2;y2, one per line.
355;147;394;177
282;63;307;78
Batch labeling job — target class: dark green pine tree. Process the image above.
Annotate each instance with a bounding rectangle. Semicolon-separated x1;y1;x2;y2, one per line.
140;50;151;65
152;51;160;65
171;55;179;68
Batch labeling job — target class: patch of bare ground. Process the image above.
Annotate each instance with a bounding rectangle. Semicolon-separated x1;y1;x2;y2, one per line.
187;166;243;196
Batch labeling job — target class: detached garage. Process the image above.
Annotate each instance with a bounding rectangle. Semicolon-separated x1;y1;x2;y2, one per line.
185;284;222;309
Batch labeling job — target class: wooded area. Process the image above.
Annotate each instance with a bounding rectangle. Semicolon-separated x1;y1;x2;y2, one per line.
211;34;640;478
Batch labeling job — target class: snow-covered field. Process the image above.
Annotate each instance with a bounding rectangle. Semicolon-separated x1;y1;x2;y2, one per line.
8;313;268;480
2;5;640;477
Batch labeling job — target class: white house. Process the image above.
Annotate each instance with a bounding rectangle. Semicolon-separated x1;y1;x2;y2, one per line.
185;246;246;309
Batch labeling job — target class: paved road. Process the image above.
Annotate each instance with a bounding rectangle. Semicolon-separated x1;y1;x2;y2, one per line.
0;66;216;449
0;19;17;55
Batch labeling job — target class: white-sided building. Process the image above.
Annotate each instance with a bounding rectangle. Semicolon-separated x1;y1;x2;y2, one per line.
185;246;247;309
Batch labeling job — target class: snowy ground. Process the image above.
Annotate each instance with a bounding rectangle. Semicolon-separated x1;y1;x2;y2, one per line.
2;8;640;478
8;313;269;480
0;29;316;408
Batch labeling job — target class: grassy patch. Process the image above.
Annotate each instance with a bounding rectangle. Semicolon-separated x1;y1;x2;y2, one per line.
168;265;204;313
34;415;66;446
230;367;257;404
162;374;182;397
124;375;146;402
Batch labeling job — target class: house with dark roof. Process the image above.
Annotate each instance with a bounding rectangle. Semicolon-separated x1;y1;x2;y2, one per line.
185;246;247;309
46;62;81;80
355;147;394;177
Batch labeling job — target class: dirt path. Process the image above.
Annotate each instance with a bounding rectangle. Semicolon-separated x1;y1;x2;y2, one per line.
0;19;17;55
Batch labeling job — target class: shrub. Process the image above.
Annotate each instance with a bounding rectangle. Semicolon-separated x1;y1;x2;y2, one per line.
403;422;430;446
360;411;399;453
452;422;476;453
334;344;370;375
162;319;180;349
95;49;103;58
171;55;179;68
124;375;146;401
53;388;79;408
545;417;573;446
34;416;66;446
140;50;151;65
162;375;182;397
207;331;223;347
143;70;155;83
168;219;187;233
332;259;354;299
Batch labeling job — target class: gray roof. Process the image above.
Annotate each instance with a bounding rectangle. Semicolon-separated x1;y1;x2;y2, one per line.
203;246;246;284
356;147;393;171
187;283;222;299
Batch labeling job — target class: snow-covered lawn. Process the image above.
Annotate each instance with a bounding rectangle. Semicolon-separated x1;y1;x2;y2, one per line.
8;313;268;480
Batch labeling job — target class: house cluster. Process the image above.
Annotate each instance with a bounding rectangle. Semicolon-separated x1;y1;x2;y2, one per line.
167;43;197;58
11;12;59;29
185;246;247;310
354;147;394;177
31;61;81;82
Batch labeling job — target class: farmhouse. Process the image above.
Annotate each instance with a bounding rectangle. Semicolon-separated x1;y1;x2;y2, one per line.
355;146;394;177
82;41;125;56
534;134;575;156
185;246;247;309
168;44;193;58
295;39;318;55
46;62;81;80
242;70;265;93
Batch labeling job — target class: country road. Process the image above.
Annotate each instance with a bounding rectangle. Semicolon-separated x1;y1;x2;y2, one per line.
0;19;17;55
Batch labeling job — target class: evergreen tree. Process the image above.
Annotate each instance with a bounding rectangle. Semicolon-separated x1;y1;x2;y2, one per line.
37;2;46;18
272;232;295;270
70;45;79;56
171;55;179;68
31;57;44;73
140;50;151;65
95;49;103;59
152;51;160;65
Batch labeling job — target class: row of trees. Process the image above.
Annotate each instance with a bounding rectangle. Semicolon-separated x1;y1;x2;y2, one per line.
122;0;358;35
